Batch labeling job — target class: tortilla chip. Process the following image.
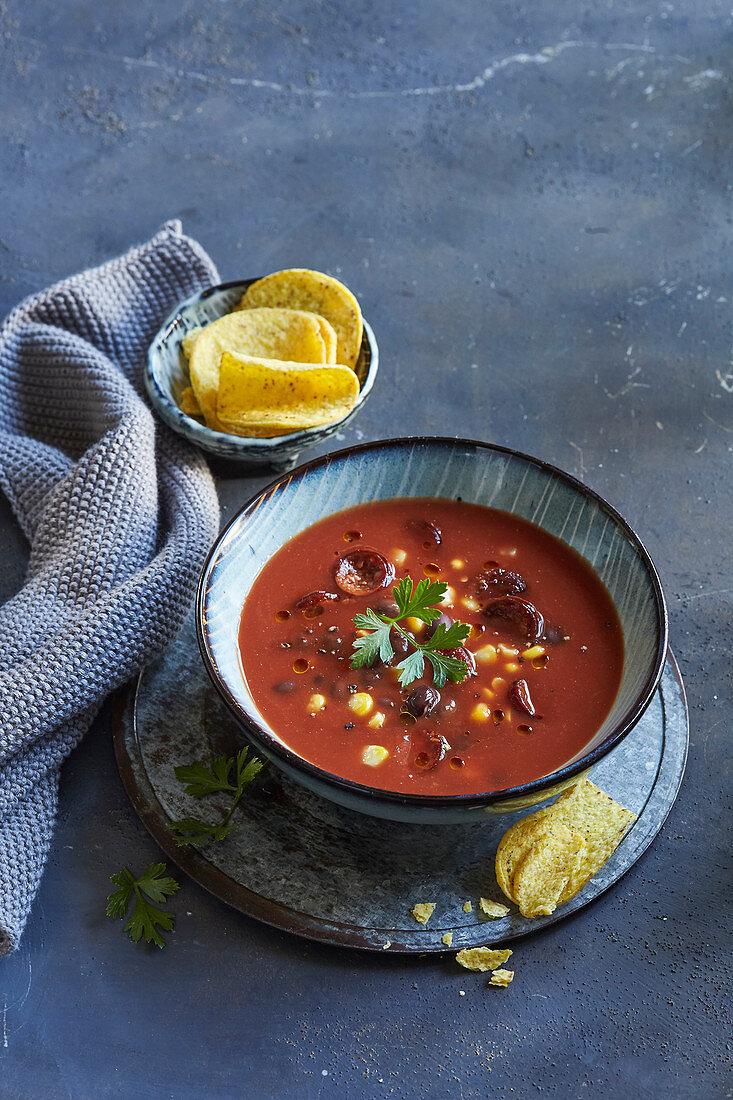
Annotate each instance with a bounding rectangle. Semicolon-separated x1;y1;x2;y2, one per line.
489;969;514;987
479;898;510;919
189;308;327;428
215;354;359;438
239;269;363;370
548;780;637;902
179;386;203;418
511;828;586;917
181;326;204;359
315;314;338;363
495;780;636;912
412;902;436;925
456;947;512;973
462;901;472;913
442;932;454;947
495;814;563;902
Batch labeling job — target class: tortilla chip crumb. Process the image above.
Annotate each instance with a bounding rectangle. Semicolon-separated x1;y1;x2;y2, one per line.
462;901;472;913
456;946;512;972
490;969;514;987
381;941;391;950
479;898;510;919
442;932;454;947
412;902;436;925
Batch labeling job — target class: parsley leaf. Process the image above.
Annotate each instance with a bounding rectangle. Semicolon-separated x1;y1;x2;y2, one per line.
349;574;472;688
169;747;265;847
106;863;179;949
395;649;425;686
352;608;394;666
174;756;237;797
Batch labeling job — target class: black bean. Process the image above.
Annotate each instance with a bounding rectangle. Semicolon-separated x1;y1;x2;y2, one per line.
424;612;453;640
402;684;441;719
273;681;296;694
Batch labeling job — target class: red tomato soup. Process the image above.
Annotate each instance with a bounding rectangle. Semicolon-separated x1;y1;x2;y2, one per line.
238;499;624;795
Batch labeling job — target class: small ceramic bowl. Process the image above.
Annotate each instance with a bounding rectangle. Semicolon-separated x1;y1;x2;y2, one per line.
197;438;668;824
145;279;378;471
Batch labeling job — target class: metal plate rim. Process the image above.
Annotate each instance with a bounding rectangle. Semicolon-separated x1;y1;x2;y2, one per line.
112;650;688;954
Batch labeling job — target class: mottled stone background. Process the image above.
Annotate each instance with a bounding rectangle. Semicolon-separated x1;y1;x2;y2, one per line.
0;2;729;1097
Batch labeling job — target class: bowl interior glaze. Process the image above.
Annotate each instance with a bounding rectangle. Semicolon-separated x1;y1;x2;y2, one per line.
198;438;667;809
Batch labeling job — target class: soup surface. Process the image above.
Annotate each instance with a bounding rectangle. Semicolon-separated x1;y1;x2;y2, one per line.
238;499;624;795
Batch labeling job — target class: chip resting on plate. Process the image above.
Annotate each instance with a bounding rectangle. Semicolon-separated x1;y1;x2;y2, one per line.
479;897;510;919
238;269;363;370
494;779;636;917
510;827;586;918
412;902;436;925
216;353;359;437
188;308;329;429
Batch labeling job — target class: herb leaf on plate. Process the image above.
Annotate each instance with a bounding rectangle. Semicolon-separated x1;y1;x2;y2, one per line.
169;747;265;847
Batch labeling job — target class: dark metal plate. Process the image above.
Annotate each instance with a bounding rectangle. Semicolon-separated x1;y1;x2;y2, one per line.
113;612;688;952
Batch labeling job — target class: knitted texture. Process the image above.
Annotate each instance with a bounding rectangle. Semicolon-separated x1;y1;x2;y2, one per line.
0;221;221;954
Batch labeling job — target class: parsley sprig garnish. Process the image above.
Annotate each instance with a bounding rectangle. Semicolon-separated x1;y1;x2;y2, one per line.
351;576;471;688
106;863;180;948
169;748;264;846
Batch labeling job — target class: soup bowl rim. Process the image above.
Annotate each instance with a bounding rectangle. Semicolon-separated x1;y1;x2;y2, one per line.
196;435;669;809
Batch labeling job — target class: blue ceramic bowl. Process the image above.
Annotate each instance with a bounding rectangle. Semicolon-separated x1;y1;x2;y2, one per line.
197;438;668;824
145;279;378;471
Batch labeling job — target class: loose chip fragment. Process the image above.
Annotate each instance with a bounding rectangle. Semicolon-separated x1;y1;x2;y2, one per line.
442;932;454;947
479;898;510;919
462;901;472;914
489;969;514;987
412;903;436;925
455;947;512;973
494;779;636;915
239;269;363;370
216;354;359;437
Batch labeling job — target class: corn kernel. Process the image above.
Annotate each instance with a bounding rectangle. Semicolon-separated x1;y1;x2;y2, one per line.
441;585;456;606
362;744;389;766
393;548;407;566
470;702;491;721
497;644;519;658
368;711;386;729
450;558;465;570
505;662;521;674
307;693;326;712
348;692;373;716
461;596;481;612
482;687;495;700
491;676;506;692
501;547;518;558
475;644;498;665
521;645;546;661
405;616;424;635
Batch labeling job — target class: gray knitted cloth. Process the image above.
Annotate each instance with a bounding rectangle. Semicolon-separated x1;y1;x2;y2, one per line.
0;221;221;954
